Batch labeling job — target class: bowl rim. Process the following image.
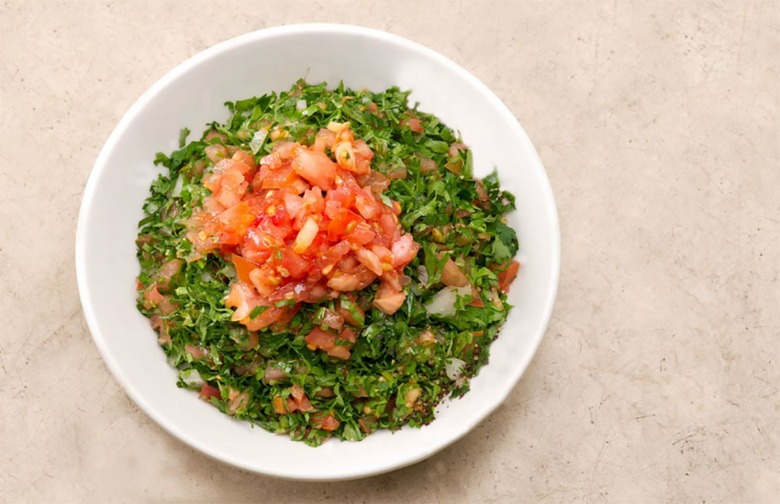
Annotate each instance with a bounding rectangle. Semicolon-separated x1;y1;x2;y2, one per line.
75;22;560;480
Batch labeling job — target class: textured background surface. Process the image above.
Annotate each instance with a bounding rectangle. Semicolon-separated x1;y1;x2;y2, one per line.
2;1;779;502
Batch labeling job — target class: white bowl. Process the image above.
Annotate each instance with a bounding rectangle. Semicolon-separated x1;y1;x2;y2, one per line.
76;24;559;480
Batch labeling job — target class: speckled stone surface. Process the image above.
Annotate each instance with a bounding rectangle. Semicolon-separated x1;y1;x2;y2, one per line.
2;1;779;502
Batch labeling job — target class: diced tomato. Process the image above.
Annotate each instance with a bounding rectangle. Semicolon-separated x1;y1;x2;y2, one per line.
272;396;287;414
311;412;340;432
187;123;420;333
321;308;345;331
231;149;257;170
408;117;424;133
210;161;250;208
142;283;164;309
272;141;298;160
327;267;377;292
317;240;352;274
264;365;287;383
315;387;335;398
232;254;258;284
156;259;183;292
256;165;308;193
284;383;314;414
292;147;336;189
355;247;383;276
327;121;353;141
468;285;485;307
327;209;361;241
282;192;305;223
202;196;226;214
252;214;292;243
338;327;357;344
352;139;373;174
312;128;336;152
185;344;208;360
419;156;437;173
289;384;314;412
204;144;227;164
449;142;467;158
305;327;334;351
225;281;256;320
299;282;332;303
358;417;378;434
216;202;254;238
305;326;356;360
204;129;227;143
441;258;469;287
337;298;365;328
346;222;376;246
324;186;355;220
334;142;356;171
157;295;178;315
244;227;284;255
391;233;420;268
336;255;359;274
497;260;520;293
380;269;402;291
150;314;171;345
357;170;389;194
354;191;381;220
401;116;424;133
243;305;294;331
377;212;400;244
371;245;394;269
277;247;310;278
327;346;351;360
270;304;301;330
301;187;325;214
227;387;249;415
373;282;406;315
287;385;314;413
199;384;221;402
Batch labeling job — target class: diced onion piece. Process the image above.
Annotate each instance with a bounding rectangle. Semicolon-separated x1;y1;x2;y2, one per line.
292;217;318;253
445;358;466;381
172;175;184;197
417;265;429;284
249;129;268;155
296;99;307;111
424;285;471;317
180;369;204;387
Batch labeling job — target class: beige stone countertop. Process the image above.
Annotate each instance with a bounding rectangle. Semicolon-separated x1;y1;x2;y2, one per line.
2;1;779;502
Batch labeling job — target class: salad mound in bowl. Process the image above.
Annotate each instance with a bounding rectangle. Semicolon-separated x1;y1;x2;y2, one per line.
77;24;559;480
137;80;521;446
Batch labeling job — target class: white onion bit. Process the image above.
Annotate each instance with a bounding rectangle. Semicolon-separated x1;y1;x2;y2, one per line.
424;285;471;317
445;358;466;381
296;99;307;111
172;175;184;197
181;369;204;387
417;265;429;285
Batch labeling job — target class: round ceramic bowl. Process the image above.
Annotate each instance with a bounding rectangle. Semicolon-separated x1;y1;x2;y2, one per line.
76;24;559;480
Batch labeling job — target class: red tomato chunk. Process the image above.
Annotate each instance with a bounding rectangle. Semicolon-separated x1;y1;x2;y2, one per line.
187;122;420;340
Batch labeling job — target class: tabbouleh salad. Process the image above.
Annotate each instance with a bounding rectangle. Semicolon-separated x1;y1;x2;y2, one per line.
135;80;520;446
